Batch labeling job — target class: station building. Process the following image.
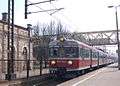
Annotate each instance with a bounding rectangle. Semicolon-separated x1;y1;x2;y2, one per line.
0;13;33;78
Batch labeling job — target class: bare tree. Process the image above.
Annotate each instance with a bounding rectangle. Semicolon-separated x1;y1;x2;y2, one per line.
33;21;69;36
32;21;70;69
47;21;56;36
55;21;69;39
33;23;40;36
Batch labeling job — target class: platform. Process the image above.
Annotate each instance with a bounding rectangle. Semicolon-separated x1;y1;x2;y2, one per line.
58;63;120;86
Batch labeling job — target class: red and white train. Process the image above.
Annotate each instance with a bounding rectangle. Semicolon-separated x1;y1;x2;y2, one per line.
48;37;114;76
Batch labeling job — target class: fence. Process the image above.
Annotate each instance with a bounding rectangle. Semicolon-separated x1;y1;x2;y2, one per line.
0;59;49;80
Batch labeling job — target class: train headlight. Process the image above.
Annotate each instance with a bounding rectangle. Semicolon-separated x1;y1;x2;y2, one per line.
68;60;73;65
60;37;64;42
51;61;56;65
59;36;65;42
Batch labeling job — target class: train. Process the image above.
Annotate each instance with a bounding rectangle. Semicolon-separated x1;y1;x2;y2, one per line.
48;37;115;77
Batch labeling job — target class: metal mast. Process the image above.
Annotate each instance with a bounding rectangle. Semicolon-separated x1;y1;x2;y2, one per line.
6;0;15;80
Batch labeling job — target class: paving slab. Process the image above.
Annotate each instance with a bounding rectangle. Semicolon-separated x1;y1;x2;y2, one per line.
58;63;120;86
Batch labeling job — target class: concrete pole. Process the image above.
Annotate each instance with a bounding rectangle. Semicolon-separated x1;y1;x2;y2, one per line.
115;7;120;70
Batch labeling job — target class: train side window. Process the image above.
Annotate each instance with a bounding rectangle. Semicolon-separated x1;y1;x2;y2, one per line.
82;48;86;58
100;53;103;58
101;53;104;58
99;53;102;58
81;48;89;58
79;47;83;58
92;51;95;58
94;52;96;58
81;50;83;58
86;49;90;58
96;52;99;58
93;51;97;58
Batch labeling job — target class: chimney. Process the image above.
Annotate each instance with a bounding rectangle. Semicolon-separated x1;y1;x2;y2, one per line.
2;12;8;22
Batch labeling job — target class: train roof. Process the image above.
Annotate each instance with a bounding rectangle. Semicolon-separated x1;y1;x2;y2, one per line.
49;38;94;49
49;39;79;47
49;38;108;55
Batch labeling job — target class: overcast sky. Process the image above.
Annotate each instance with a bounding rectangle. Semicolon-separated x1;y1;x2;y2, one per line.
1;0;120;33
0;0;119;53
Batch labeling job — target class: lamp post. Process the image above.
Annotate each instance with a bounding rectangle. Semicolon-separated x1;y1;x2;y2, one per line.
108;5;120;70
27;24;32;79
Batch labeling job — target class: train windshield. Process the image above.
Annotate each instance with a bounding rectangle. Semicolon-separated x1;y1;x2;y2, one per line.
49;47;78;58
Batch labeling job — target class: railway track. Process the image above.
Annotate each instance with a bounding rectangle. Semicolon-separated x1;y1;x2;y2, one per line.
15;73;72;86
15;64;108;86
32;76;69;86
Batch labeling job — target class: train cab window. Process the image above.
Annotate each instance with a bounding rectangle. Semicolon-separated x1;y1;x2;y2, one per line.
65;47;79;58
53;49;58;56
49;47;78;58
49;48;59;57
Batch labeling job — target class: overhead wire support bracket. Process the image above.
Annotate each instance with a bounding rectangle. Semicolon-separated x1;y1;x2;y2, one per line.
50;8;64;15
25;0;56;19
28;8;64;14
28;0;55;6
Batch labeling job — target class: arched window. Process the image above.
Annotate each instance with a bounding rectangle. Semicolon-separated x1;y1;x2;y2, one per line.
23;47;27;55
22;47;28;60
22;47;28;70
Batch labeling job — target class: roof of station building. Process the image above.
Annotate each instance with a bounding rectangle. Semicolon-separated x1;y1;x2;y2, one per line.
0;20;28;31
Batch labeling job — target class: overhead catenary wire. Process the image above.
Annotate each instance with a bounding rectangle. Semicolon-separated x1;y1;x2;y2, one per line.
28;0;64;22
27;0;79;32
28;8;64;14
50;2;80;31
27;0;63;17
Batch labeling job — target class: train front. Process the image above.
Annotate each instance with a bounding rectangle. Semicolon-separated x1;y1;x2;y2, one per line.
48;37;79;74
